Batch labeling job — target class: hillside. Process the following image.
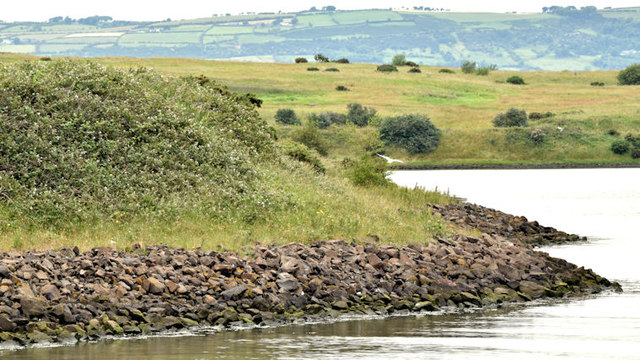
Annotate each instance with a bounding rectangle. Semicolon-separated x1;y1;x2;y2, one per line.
1;6;640;70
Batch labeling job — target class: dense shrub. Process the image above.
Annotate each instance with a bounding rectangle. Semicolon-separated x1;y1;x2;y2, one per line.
0;60;276;224
376;64;398;72
625;133;640;147
493;108;528;127
274;108;301;125
39;56;52;61
528;128;546;144
347;103;377;127
291;122;329;156
611;140;630;154
309;112;346;128
294;57;308;63
408;68;422;73
345;155;391;187
590;81;604;86
333;58;350;64
392;54;407;66
506;75;525;85
314;54;329;63
607;129;619;136
335;85;349;91
632;149;640;159
278;140;325;173
439;68;455;74
307;67;319;71
461;60;476;74
529;112;554;120
618;64;640;85
405;61;419;67
379;114;441;154
325;68;340;72
476;67;490;76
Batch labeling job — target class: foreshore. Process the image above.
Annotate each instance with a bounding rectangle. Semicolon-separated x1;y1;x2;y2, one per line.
0;202;620;348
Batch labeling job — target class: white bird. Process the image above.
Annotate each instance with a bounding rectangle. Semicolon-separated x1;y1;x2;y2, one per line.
376;153;404;163
557;126;564;132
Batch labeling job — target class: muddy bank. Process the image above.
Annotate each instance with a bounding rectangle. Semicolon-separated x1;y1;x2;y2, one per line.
0;228;618;347
391;163;640;170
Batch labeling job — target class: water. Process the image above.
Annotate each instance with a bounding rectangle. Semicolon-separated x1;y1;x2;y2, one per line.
3;169;639;359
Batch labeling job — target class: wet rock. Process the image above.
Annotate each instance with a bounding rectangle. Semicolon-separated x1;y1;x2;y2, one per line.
20;297;46;318
0;314;16;332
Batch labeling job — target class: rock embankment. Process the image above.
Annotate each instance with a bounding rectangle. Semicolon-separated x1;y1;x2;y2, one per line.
0;234;617;347
432;203;585;246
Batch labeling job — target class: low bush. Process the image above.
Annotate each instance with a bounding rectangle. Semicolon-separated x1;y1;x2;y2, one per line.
611;140;630;154
476;67;490;76
618;64;640;85
291;122;329;156
39;56;52;61
309;112;346;128
335;85;349;91
590;81;605;86
278;140;325;173
405;61;419;67
333;58;350;64
325;68;340;72
295;57;308;63
377;64;398;72
493;108;528;127
408;68;422;73
314;54;329;63
625;133;640;147
506;75;525;85
607;129;619;136
347;103;377;127
528;128;546;144
439;68;455;74
307;67;320;71
274;108;301;125
529;112;554;120
461;60;476;74
379;114;441;154
632;149;640;159
345;155;391;187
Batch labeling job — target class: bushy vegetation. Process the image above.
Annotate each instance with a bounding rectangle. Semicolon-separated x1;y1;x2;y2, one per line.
314;54;329;63
493;108;528;127
379;114;441;154
335;85;349;91
408;67;422;73
405;61;419;67
0;60;276;226
344;155;391;187
347;103;377;127
307;67;320;71
529;112;554;120
291;122;329;156
618;64;640;85
391;54;407;66
528;128;546;145
333;58;350;64
308;112;346;128
377;64;398;72
295;57;308;63
461;60;476;74
507;75;525;85
611;140;630;154
590;81;604;86
274;108;301;125
278;140;325;173
476;67;490;76
325;68;340;72
439;68;455;74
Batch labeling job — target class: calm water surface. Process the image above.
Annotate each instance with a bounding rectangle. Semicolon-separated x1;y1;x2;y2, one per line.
3;169;639;359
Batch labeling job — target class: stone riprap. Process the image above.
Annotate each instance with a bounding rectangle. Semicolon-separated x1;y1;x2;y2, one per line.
0;220;618;347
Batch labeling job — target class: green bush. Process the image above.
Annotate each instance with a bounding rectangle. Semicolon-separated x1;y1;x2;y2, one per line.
379;114;441;154
618;64;640;85
307;67;320;71
506;75;525;85
346;155;391;187
391;54;407;66
295;57;308;63
529;112;554;120
625;133;640;147
376;64;398;72
309;112;346;128
461;60;476;74
335;85;349;91
528;128;546;144
347;103;377;127
333;58;350;64
607;129;619;136
611;140;630;154
408;67;422;73
325;68;340;72
632;149;640;159
291;122;329;156
0;60;276;224
476;67;490;76
493;108;528;127
278;140;325;173
590;81;605;86
439;68;455;74
405;61;419;67
314;54;329;63
274;108;301;125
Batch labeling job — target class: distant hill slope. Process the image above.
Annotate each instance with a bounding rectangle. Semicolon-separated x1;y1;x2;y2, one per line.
1;7;640;70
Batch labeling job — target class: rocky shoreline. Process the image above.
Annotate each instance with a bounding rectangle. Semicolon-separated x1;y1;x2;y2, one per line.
0;203;620;348
390;163;640;170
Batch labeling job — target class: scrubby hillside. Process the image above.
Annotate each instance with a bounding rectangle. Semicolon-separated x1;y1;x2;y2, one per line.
0;59;452;250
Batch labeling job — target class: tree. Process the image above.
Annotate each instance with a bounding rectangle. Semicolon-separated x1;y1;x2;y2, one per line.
346;103;377;127
274;108;301;125
392;54;407;66
461;60;476;74
294;57;308;63
314;54;329;63
379;114;441;154
618;64;640;85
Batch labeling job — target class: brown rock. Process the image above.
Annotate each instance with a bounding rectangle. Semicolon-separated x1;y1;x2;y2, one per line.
147;277;165;294
0;313;16;331
165;280;179;293
366;253;383;269
20;296;46;318
40;284;61;300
